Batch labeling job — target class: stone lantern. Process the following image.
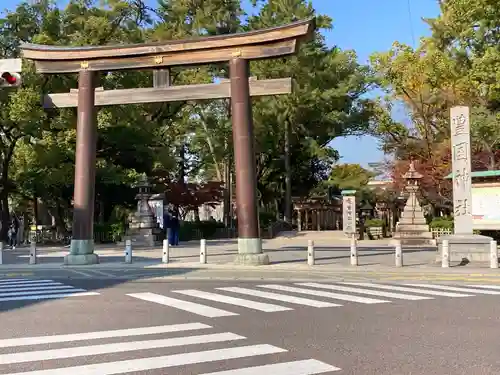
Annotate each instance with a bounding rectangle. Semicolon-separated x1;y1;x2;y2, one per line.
391;161;433;245
358;201;373;240
376;201;389;237
126;174;162;247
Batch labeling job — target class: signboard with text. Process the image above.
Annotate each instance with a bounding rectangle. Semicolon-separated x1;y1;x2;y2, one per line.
472;185;500;229
342;196;356;234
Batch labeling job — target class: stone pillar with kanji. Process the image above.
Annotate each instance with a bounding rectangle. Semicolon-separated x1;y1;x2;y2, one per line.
438;106;492;262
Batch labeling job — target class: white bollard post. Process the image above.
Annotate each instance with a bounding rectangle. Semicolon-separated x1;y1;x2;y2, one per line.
307;240;315;266
200;239;207;264
350;234;358;266
441;239;449;268
0;242;3;265
395;240;403;267
490;240;498;269
125;239;132;263
29;239;37;265
162;239;170;264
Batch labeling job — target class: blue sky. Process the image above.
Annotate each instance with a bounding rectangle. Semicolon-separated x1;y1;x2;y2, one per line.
317;0;440;167
2;0;440;166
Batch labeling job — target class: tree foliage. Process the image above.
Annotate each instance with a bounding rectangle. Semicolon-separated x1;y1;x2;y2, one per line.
327;163;374;191
0;0;373;238
369;0;500;210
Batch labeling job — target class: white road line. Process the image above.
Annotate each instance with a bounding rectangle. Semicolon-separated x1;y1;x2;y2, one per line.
0;292;99;302
0;323;211;348
405;284;500;295
0;278;27;282
258;285;389;304
68;269;97;278
466;285;500;290
0;280;57;286
0;332;246;365
199;359;341;374
86;269;116;277
4;344;287;375
217;287;340;308
127;292;237;317
0;285;71;293
298;283;433;301
0;288;82;298
173;289;293;312
340;282;473;297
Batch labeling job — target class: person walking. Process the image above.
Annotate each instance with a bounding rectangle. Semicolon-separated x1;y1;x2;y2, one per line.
171;213;180;246
163;206;170;242
168;213;180;246
8;217;18;249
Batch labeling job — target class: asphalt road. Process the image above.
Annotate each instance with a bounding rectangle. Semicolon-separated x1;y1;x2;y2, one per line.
0;278;499;374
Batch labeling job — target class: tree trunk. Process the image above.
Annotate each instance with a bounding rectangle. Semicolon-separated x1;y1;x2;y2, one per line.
0;193;9;242
175;142;186;217
47;201;69;237
284;120;292;223
33;196;39;225
201;118;222;181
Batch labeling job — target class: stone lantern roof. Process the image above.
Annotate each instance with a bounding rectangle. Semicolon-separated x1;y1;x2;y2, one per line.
402;161;423;181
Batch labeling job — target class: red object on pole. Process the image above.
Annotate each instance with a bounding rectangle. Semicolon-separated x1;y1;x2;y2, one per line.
1;72;17;85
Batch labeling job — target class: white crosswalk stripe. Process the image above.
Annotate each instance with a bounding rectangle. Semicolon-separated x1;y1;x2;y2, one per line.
0;323;211;348
217;287;340;308
0;332;247;365
173;289;293;312
298;282;433;300
340;282;473;297
126;282;500;318
127;292;238;317
0;285;77;293
0;323;340;374
258;284;390;304
466;284;500;290
199;359;341;374
405;283;500;295
0;278;99;301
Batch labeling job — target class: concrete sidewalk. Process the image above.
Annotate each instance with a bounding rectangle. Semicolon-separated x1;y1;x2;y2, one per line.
2;236;433;267
1;235;499;282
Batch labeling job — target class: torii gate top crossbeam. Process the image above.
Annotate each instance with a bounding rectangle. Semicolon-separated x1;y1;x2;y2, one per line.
20;19;315;73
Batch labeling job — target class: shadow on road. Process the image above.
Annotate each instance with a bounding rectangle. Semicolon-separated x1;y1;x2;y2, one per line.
0;265;200;314
0;243;438;314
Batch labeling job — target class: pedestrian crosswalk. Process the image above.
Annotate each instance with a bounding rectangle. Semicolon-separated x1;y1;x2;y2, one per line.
0;322;340;374
0;278;99;302
127;282;500;318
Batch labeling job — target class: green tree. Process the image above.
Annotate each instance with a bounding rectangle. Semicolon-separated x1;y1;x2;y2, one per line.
1;0;156;235
0;0;377;237
427;0;500;108
246;0;373;215
327;163;374;191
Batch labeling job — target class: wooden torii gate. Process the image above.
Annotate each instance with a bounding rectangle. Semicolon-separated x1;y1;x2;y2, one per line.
20;18;315;265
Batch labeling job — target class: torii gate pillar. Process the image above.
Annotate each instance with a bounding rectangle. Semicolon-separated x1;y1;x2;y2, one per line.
66;70;99;265
230;58;267;264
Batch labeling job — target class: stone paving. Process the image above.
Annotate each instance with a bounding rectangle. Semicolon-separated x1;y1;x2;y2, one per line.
1;233;435;268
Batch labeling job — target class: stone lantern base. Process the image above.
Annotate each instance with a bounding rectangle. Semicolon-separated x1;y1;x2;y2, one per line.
436;234;493;262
